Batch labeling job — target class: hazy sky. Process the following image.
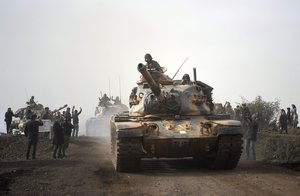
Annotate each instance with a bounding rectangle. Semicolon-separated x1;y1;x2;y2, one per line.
1;0;300;133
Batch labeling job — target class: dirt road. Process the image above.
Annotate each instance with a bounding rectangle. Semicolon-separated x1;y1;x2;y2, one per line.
1;136;299;196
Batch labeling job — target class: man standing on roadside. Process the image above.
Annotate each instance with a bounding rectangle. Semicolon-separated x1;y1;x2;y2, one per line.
4;107;15;134
52;115;64;159
245;114;259;160
279;109;288;134
24;114;43;160
62;119;74;157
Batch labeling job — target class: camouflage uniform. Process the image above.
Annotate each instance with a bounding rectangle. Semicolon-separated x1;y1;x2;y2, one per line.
145;53;163;73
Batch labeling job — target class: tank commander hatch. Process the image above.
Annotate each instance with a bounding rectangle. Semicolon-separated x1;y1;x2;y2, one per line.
144;53;163;73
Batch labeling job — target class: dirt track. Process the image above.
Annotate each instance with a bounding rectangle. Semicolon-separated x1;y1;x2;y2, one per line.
1;136;300;196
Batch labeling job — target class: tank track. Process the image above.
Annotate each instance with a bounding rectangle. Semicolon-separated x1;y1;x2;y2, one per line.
111;138;143;172
206;134;243;169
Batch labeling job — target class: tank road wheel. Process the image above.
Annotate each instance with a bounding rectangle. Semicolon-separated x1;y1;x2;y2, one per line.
205;135;243;169
112;138;143;172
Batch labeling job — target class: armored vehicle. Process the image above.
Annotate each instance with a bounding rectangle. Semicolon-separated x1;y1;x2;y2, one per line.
11;102;67;135
86;95;128;137
110;63;243;172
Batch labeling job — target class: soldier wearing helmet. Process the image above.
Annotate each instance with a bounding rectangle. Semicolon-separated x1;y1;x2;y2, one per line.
181;74;191;85
144;53;163;73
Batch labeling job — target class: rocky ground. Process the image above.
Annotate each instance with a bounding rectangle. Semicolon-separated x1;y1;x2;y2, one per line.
0;133;300;196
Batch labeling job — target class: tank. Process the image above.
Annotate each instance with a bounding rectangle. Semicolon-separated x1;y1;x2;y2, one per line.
86;95;128;137
10;102;67;135
110;63;243;172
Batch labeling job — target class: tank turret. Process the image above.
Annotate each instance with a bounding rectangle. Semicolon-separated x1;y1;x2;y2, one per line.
131;63;212;116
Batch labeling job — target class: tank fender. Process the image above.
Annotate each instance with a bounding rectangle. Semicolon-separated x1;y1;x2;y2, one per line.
211;120;243;135
114;122;144;138
217;127;243;135
212;120;241;126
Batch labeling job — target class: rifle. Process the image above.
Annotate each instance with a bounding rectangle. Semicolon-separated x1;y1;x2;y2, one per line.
172;56;189;80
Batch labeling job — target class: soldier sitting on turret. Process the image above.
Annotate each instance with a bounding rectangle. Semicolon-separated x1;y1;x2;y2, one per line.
144;53;163;73
112;96;121;105
138;54;173;85
98;93;111;107
26;96;36;106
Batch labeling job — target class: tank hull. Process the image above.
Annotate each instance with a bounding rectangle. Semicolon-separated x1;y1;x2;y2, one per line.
110;114;243;172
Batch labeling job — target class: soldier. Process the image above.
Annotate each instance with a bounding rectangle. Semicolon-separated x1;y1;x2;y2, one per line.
112;96;121;105
234;105;241;121
144;53;163;73
4;108;16;134
26;96;36;106
24;114;43;160
99;93;111;107
72;106;82;137
180;74;191;85
129;87;138;107
241;104;251;120
224;101;234;117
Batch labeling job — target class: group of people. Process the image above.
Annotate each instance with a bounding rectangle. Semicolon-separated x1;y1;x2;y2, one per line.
51;107;77;159
278;104;298;134
25;105;82;160
4;98;83;160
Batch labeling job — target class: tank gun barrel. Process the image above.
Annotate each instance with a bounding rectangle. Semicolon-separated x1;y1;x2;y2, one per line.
137;63;165;102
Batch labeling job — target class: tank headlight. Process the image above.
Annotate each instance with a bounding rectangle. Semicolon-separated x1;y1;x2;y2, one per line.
144;123;159;135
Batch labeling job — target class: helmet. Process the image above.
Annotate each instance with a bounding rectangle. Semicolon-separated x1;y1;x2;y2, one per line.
144;53;152;62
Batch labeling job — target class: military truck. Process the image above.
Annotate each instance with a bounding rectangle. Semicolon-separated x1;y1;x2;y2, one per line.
110;63;243;172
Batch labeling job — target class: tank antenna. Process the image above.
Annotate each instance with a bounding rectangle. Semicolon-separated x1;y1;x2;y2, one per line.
172;56;189;80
